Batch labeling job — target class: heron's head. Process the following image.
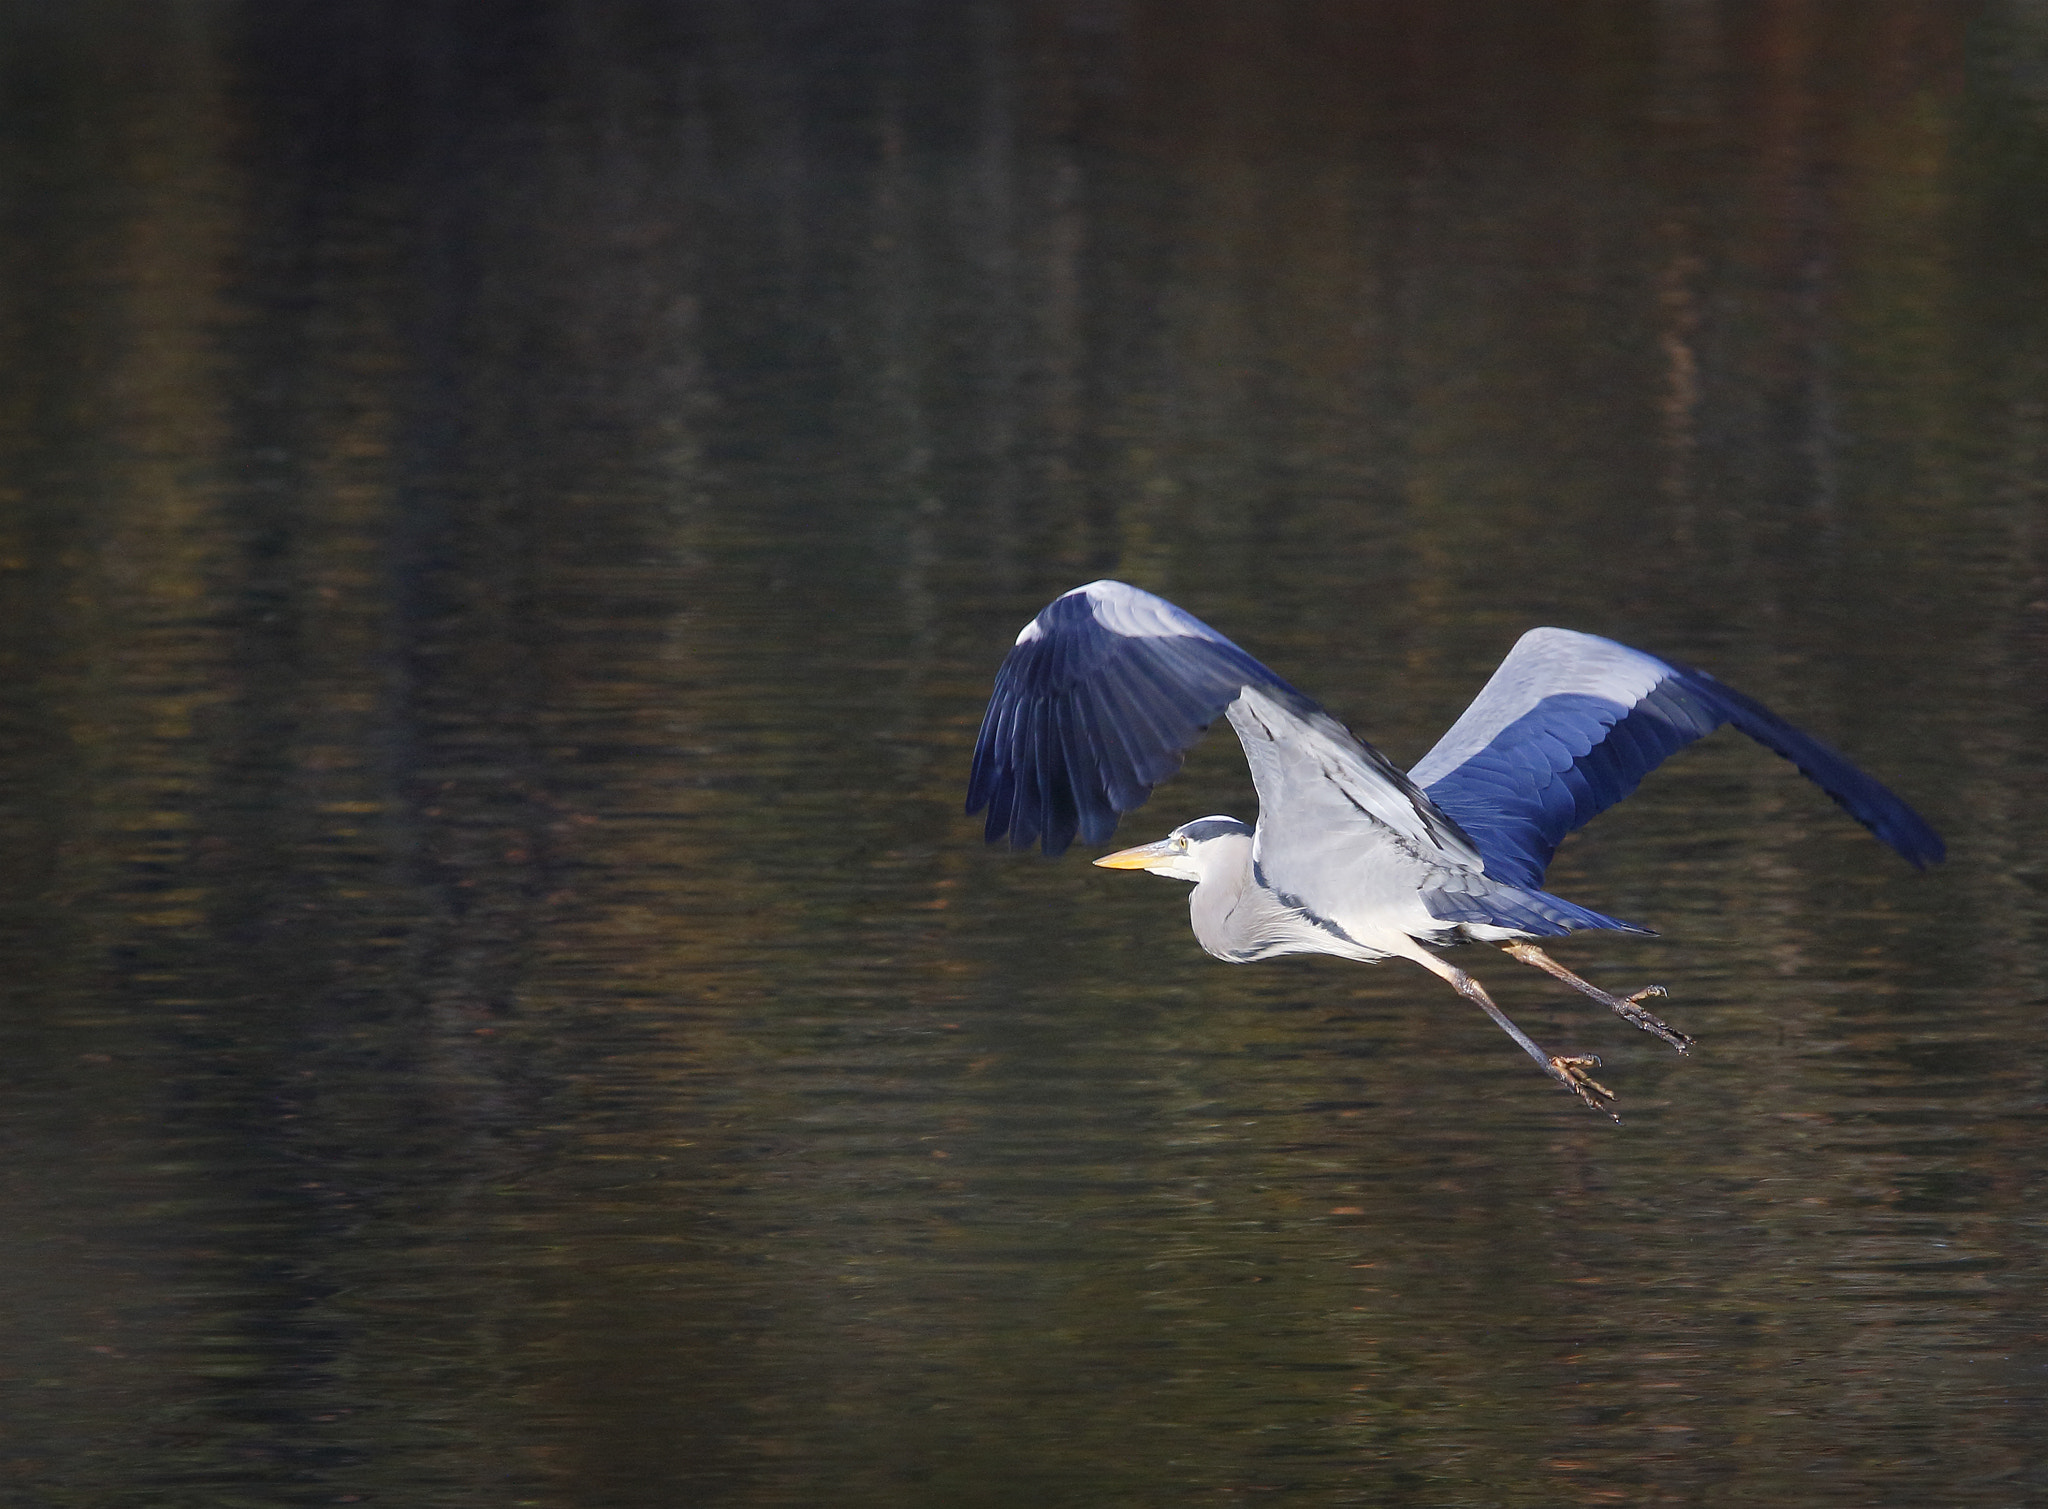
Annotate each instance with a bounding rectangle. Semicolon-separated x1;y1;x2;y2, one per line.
1092;816;1252;883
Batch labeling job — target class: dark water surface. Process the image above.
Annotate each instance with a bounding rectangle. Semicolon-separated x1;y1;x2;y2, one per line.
3;3;2046;1504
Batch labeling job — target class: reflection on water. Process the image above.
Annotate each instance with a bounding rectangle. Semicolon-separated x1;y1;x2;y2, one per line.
0;1;2044;1504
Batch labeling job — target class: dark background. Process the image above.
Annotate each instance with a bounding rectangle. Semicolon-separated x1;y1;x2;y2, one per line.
2;3;2044;1505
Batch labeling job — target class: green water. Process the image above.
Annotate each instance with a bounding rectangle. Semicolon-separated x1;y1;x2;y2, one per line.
1;3;2043;1504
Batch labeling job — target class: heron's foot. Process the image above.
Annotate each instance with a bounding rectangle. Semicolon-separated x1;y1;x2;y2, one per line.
1613;984;1695;1054
1548;1054;1618;1119
1499;944;1695;1057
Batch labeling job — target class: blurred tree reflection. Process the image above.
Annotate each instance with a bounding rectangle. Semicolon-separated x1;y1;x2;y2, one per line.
0;2;2042;1504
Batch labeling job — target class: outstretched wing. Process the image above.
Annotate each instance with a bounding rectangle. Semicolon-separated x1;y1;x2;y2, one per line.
967;580;1478;863
1408;628;1946;888
966;581;1283;855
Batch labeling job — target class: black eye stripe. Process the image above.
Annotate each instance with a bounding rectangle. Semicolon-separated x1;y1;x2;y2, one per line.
1174;816;1253;845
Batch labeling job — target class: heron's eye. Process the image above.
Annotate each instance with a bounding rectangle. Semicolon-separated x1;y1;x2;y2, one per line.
1176;835;1189;849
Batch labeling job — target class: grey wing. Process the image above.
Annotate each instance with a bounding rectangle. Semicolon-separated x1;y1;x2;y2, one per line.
1226;683;1488;913
1410;627;1945;887
966;580;1306;856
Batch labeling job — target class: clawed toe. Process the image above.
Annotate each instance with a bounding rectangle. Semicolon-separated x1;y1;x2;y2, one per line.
1615;984;1694;1053
1549;1053;1618;1119
1500;944;1694;1058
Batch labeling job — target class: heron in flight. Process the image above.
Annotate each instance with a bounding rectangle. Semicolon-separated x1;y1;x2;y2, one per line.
965;581;1943;1115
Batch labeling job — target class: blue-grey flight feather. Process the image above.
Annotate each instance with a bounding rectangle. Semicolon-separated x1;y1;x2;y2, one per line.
966;581;1473;864
969;585;1942;898
1408;627;1946;887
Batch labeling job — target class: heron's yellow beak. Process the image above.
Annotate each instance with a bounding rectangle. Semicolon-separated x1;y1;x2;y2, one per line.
1093;839;1176;870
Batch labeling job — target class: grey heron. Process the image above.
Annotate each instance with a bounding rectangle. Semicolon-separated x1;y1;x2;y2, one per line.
965;581;1943;1115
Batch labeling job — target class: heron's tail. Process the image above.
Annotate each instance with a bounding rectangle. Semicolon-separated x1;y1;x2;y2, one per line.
1422;885;1654;938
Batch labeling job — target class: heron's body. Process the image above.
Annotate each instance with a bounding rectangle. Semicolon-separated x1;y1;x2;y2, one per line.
1171;811;1479;967
966;581;1943;1115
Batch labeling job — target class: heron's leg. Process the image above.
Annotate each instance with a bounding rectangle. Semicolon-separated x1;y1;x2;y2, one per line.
1399;947;1617;1119
1500;942;1694;1054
